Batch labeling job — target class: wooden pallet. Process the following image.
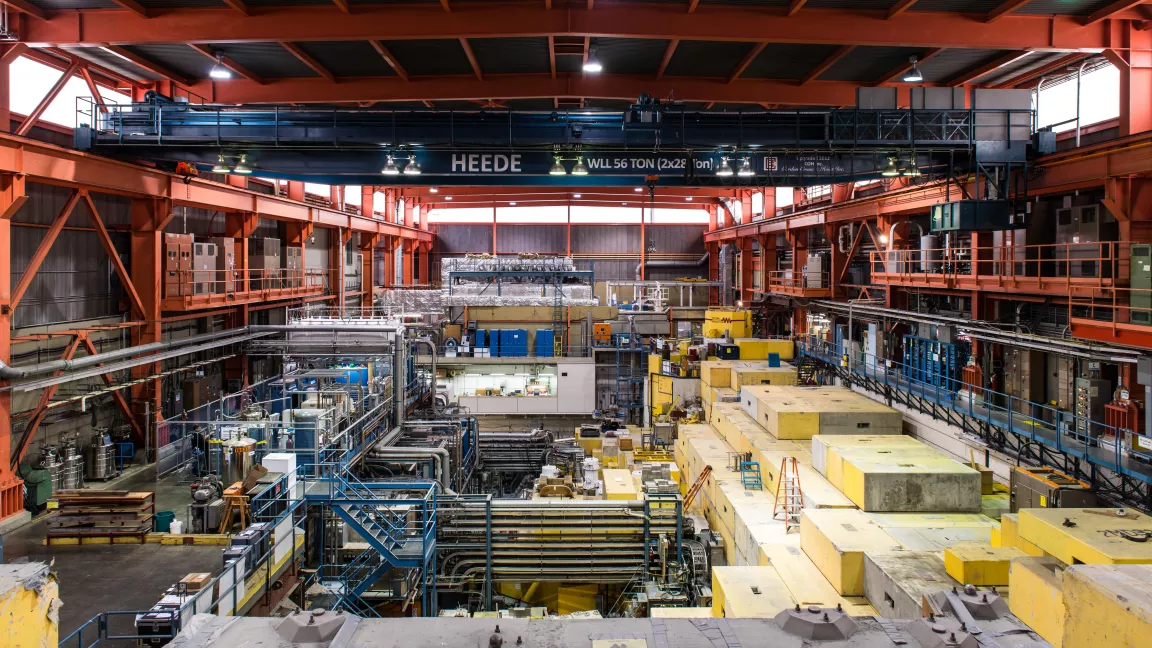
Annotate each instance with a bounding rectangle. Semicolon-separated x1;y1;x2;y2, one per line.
46;490;156;540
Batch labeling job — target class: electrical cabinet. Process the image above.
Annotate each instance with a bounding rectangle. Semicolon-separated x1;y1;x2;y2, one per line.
1131;244;1152;324
249;238;281;290
1073;376;1110;441
902;335;966;391
1004;348;1045;416
163;233;193;298
207;237;237;294
804;252;827;288
929;200;1014;232
282;245;303;289
1009;467;1096;512
1055;204;1117;278
192;241;217;296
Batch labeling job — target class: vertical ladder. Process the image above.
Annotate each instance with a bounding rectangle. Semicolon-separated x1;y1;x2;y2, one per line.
683;464;713;511
552;274;565;356
773;457;803;532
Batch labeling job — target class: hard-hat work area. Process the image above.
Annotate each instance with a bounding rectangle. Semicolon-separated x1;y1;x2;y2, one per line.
1;2;1152;648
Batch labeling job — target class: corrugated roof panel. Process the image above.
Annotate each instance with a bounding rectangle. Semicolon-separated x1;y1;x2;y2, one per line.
594;38;671;77
1017;0;1115;15
295;41;396;77
503;98;558;110
743;43;842;80
225;43;321;79
379;39;476;76
807;0;898;8
27;0;117;8
818;45;923;82
135;0;225;8
911;0;1005;11
468;38;551;75
665;40;759;78
917;48;1016;84
698;0;788;6
556;56;582;75
241;0;333;6
125;43;215;81
65;46;164;82
980;51;1069;86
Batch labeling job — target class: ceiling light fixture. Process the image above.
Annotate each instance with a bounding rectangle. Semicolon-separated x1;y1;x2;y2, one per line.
445;196;453;200
573;193;582;198
634;187;643;192
510;202;517;206
233;154;252;174
903;56;924;83
382;155;400;175
430;187;439;193
716;156;734;177
583;46;603;74
212;154;231;174
685;196;693;201
403;156;421;175
550;157;567;176
737;156;754;177
571;157;589;176
209;54;232;80
881;157;901;177
902;162;922;178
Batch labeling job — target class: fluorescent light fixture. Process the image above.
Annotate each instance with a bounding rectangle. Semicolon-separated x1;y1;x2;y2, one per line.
572;193;582;198
430;187;439;193
902;163;922;177
403;157;421;175
509;202;517;206
716;156;734;177
685;196;693;201
212;154;231;174
737;156;754;177
634;187;643;192
382;155;400;175
903;56;924;83
209;55;232;80
881;157;900;177
233;154;252;174
445;196;453;200
571;157;589;176
549;157;567;175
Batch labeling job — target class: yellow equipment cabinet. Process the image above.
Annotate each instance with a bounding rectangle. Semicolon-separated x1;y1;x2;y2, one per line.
732;338;795;360
704;308;752;338
943;545;1027;586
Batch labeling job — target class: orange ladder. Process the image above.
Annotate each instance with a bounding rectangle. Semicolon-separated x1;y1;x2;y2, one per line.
772;457;803;532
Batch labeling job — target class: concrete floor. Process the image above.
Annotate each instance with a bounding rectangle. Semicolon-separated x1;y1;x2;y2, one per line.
3;463;222;643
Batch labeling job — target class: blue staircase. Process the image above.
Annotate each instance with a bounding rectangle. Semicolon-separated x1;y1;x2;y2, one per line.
740;461;763;490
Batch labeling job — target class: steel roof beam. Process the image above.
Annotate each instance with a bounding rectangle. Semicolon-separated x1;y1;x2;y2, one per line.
800;44;853;85
657;39;679;78
206;73;862;105
946;50;1032;85
459;38;483;80
787;0;807;16
1084;0;1147;25
108;0;149;17
19;5;1118;52
887;0;919;18
102;45;194;86
222;0;249;15
189;44;266;84
0;1;46;20
333;0;351;13
993;52;1086;88
370;41;409;81
279;42;337;82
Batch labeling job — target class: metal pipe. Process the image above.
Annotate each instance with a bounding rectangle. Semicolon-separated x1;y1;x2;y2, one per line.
719;243;736;306
0;326;252;379
394;326;407;428
634;252;709;280
366;446;453;493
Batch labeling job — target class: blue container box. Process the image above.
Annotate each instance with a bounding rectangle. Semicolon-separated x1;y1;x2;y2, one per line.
500;329;527;357
536;329;555;357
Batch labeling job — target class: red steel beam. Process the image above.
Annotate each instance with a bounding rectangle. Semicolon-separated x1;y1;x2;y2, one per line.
887;0;919;18
79;334;145;444
874;48;944;86
460;38;484;80
40;47;143;90
1084;0;1147;25
369;41;410;81
14;336;82;467
189;44;266;84
280;42;336;82
946;50;1032;85
801;44;853;85
333;0;351;12
0;43;26;66
10;190;81;310
16;59;80;137
787;0;807;16
83;193;146;318
209;73;863;106
986;0;1033;22
441;0;452;11
0;0;45;20
103;45;193;86
548;36;556;79
109;0;149;17
729;42;766;83
79;67;108;113
657;39;679;78
19;5;1118;52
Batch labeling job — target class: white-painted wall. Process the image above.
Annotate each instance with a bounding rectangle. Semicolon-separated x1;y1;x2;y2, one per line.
455;362;595;414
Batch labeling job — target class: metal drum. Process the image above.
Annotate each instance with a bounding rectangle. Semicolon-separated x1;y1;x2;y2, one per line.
86;429;116;480
221;436;258;485
60;439;83;490
38;446;63;493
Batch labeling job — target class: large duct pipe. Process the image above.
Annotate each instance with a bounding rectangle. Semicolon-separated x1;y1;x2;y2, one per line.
394;326;407;428
0;327;254;380
367;446;453;493
634;252;709;280
719;244;736;306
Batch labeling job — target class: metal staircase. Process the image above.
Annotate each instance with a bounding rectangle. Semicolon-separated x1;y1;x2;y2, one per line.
740;461;763;490
772;457;803;532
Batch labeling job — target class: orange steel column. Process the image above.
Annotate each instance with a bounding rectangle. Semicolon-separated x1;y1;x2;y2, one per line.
402;240;414;286
362;186;375;216
0;44;10;134
0;173;25;520
286;181;304;202
1105;26;1152;137
418;241;430;285
740;237;754;303
333;228;349;314
129;197;167;454
826;224;846;298
360;233;378;308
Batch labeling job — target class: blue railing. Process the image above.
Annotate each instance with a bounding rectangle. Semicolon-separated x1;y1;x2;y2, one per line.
799;336;1152;485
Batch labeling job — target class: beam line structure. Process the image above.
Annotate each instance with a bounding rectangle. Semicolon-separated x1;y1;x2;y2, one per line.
19;5;1122;52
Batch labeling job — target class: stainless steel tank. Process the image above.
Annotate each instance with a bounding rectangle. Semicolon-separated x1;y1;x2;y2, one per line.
920;234;942;273
221;436;258;485
60;438;83;489
86;429;116;480
39;446;62;493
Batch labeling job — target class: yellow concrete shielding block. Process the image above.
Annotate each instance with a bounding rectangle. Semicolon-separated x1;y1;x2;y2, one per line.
758;543;876;615
799;509;902;596
0;563;59;648
1062;564;1152;648
1008;556;1067;648
602;469;639;500
999;513;1044;556
711;566;795;618
1018;508;1152;565
650;607;714;618
732;338;794;360
943;545;1027;586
